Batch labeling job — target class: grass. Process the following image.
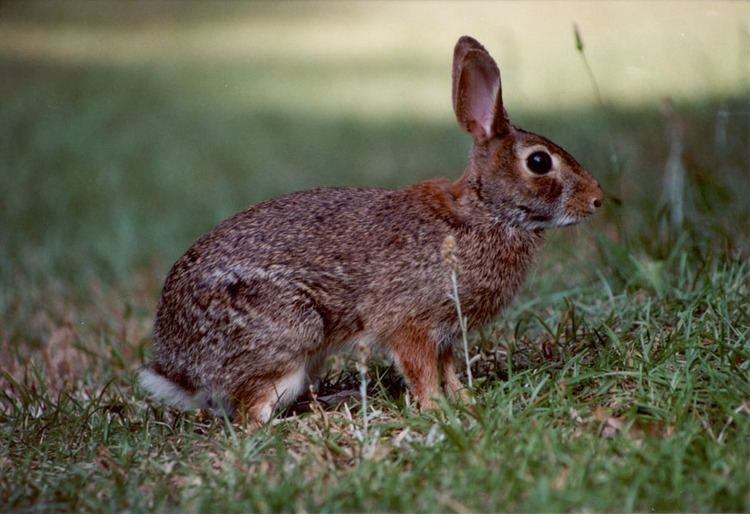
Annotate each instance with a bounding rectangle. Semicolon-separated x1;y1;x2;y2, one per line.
1;2;749;512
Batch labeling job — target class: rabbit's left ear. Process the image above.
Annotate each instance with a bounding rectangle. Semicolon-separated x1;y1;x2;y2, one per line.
452;36;509;142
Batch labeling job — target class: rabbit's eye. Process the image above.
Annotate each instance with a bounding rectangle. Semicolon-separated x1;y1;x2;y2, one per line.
527;151;552;174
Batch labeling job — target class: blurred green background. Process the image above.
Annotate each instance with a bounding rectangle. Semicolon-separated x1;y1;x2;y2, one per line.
1;1;748;291
2;3;750;512
0;0;747;358
2;0;749;348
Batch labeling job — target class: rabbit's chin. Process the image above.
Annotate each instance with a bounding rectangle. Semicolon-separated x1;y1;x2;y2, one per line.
520;213;590;230
554;212;593;227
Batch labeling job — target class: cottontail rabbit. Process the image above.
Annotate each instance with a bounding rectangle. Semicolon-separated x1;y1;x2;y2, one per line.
139;36;603;422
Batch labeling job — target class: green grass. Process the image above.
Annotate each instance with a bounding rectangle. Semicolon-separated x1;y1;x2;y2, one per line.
2;2;750;512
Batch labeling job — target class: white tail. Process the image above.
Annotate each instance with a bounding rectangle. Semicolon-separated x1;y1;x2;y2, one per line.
138;367;234;417
138;367;199;410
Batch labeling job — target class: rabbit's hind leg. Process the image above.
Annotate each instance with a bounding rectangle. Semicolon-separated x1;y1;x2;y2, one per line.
237;366;309;424
215;279;325;424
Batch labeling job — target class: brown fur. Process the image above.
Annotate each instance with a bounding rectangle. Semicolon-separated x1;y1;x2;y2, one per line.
140;36;603;422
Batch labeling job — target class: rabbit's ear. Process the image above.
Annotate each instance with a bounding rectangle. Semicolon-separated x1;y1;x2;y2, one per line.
452;36;487;111
452;37;508;142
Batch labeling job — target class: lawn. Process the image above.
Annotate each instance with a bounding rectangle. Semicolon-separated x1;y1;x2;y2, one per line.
1;1;749;512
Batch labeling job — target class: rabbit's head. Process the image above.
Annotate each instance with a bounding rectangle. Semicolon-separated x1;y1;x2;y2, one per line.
452;36;603;230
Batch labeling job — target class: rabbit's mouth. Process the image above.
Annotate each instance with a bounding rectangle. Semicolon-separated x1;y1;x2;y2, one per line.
522;216;580;230
554;211;595;227
515;205;585;230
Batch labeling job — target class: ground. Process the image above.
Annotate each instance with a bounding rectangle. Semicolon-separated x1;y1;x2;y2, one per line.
1;2;749;512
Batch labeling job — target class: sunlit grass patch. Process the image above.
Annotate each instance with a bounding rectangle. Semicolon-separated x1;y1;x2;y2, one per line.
1;1;748;119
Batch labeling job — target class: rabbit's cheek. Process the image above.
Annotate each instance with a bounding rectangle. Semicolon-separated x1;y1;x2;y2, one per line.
533;176;563;205
526;209;556;227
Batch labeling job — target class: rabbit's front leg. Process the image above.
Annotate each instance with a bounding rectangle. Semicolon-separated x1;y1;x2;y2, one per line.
439;347;471;404
389;323;441;410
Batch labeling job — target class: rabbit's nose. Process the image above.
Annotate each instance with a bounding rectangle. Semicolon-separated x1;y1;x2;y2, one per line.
590;183;604;210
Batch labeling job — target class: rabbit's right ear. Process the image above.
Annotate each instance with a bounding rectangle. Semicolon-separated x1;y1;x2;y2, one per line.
452;36;508;142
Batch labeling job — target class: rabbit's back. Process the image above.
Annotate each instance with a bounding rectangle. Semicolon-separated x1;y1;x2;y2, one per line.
161;186;442;309
157;185;453;341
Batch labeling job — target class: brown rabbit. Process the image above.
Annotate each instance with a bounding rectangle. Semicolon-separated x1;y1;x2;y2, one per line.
139;36;603;423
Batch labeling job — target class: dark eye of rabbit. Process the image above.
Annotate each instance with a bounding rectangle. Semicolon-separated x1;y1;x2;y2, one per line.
527;151;553;174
